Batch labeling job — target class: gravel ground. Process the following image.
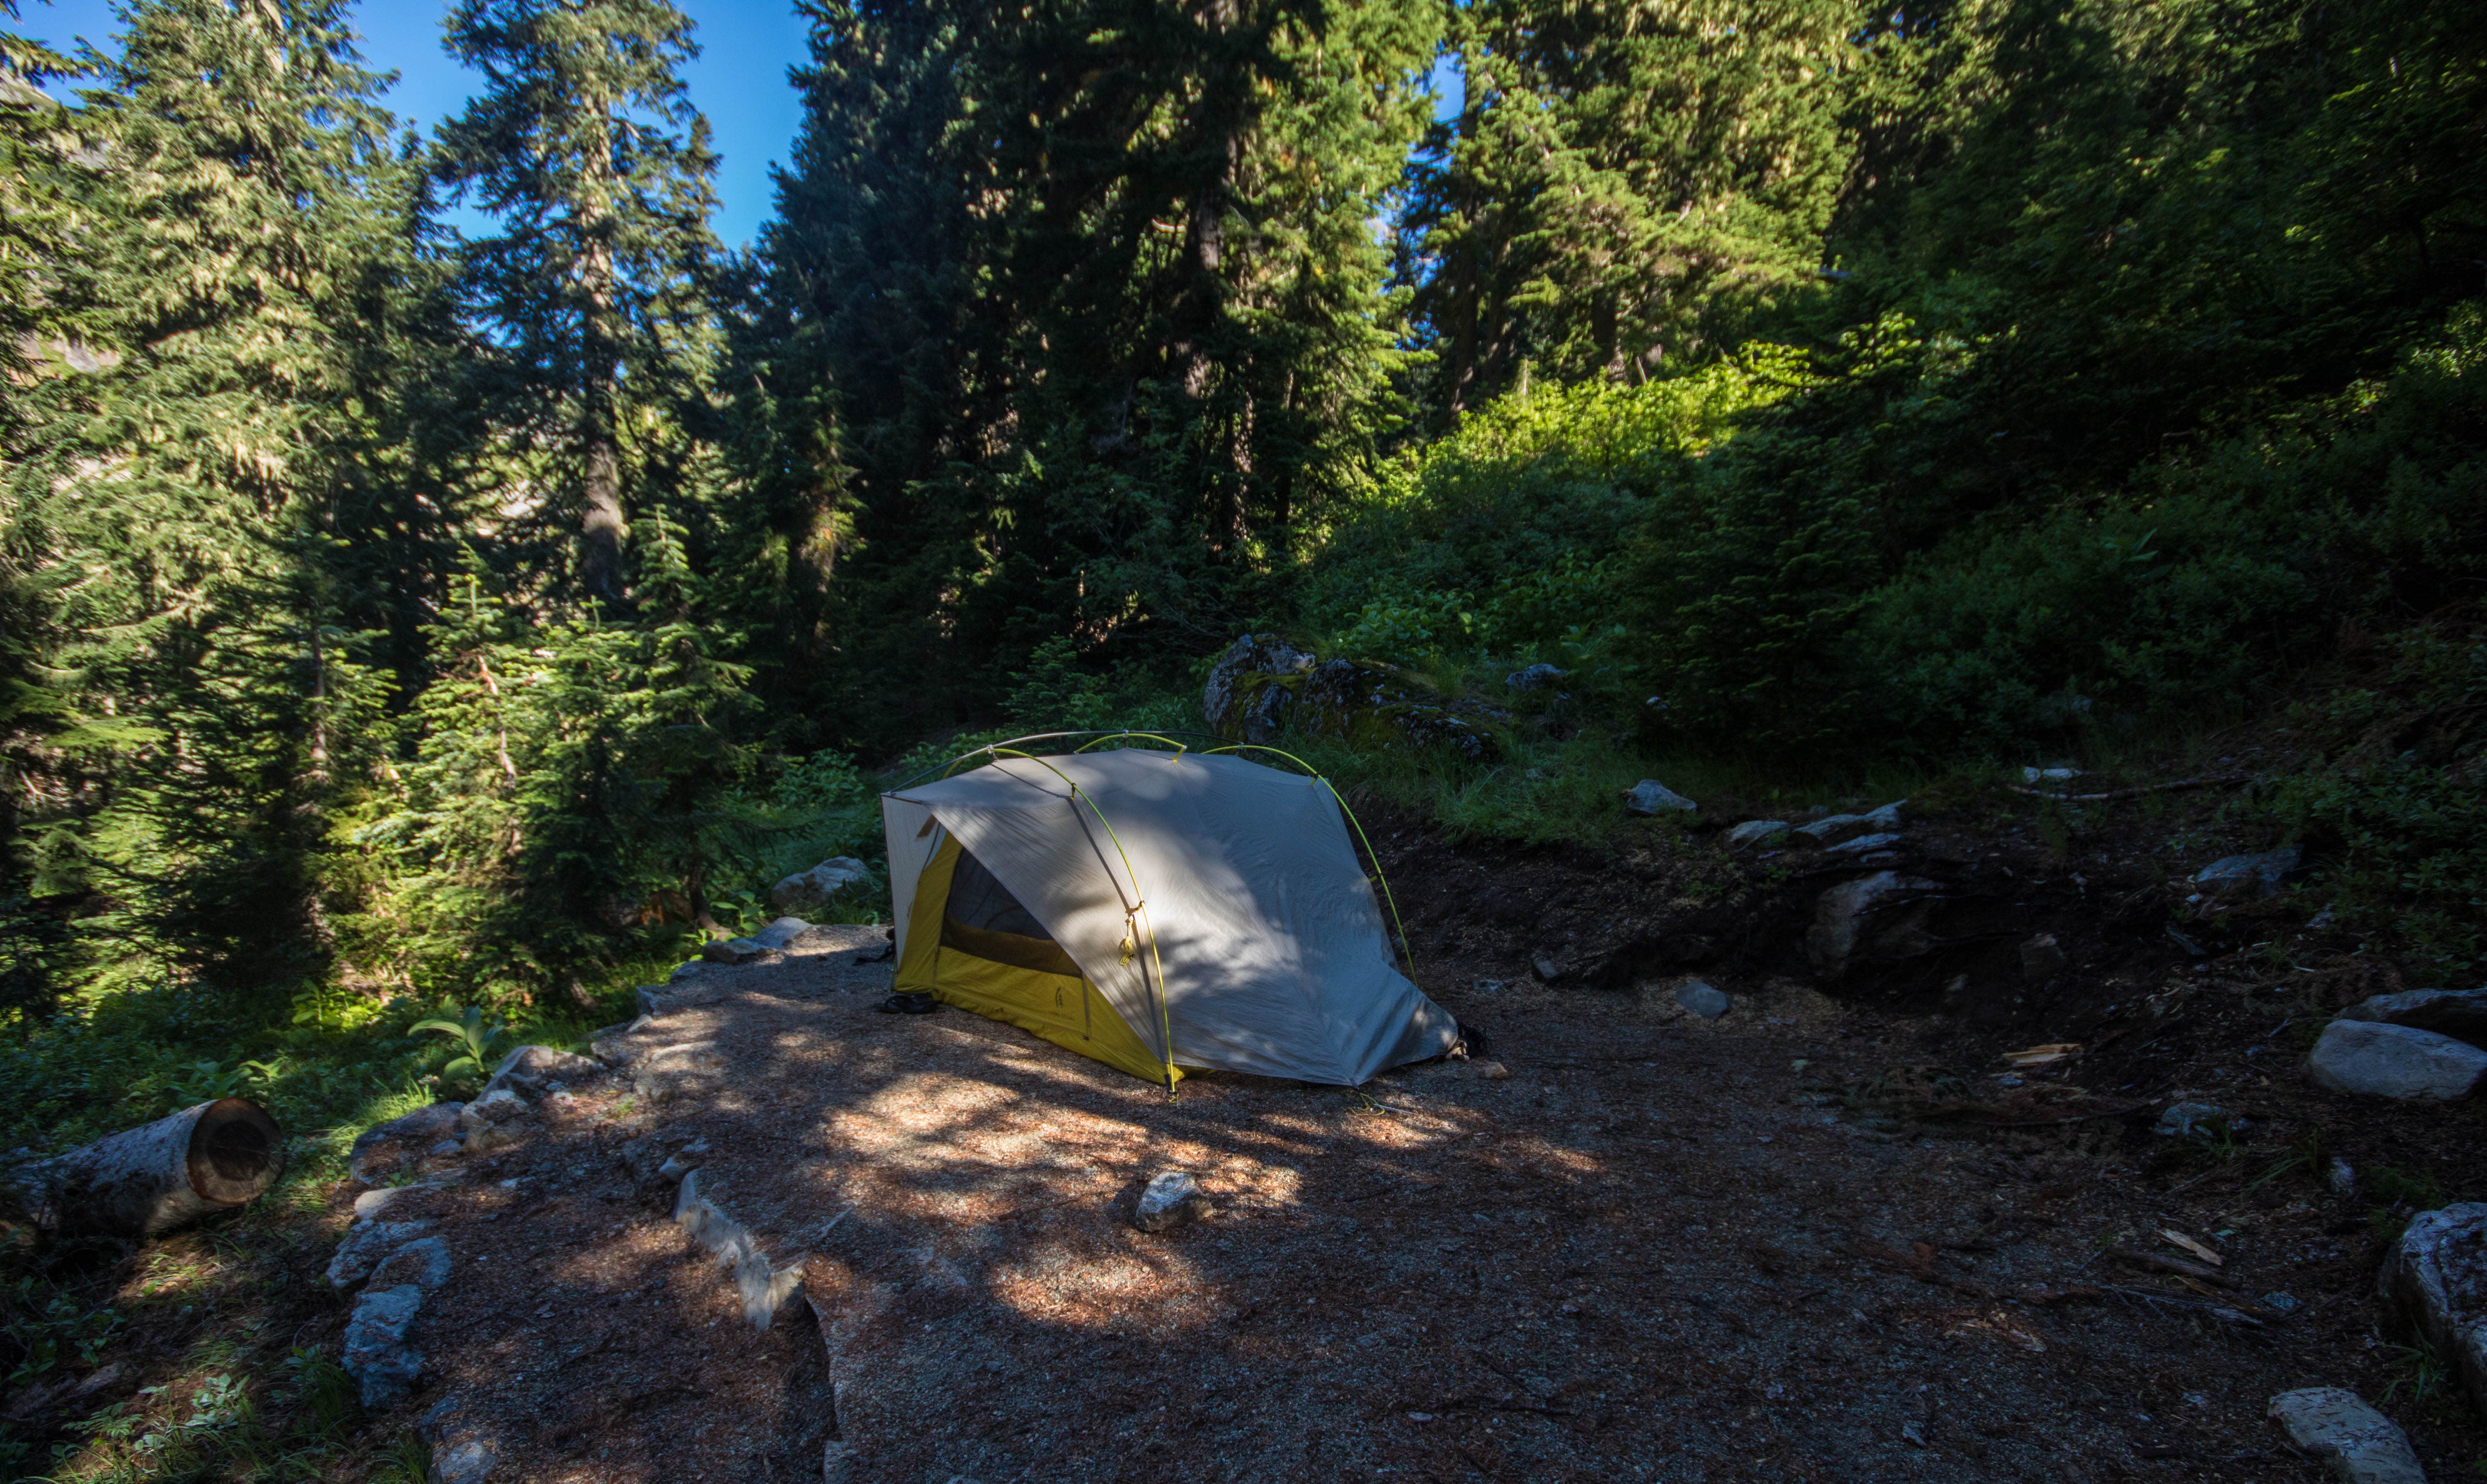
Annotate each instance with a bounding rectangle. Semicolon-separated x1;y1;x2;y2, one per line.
344;916;2486;1483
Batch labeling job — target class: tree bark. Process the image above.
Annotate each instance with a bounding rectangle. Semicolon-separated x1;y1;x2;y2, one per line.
1;1099;284;1238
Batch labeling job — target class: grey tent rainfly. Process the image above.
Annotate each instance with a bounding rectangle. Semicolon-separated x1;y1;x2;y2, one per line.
880;742;1457;1088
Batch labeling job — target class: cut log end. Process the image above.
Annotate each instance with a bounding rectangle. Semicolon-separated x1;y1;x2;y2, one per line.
187;1099;283;1206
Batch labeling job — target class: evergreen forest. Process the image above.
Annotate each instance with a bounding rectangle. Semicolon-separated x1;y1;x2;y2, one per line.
0;3;2483;1452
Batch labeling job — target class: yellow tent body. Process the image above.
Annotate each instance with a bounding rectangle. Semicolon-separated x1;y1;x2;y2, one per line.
892;833;1175;1084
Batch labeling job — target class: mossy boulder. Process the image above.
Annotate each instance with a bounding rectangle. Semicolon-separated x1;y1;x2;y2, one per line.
1204;635;1506;763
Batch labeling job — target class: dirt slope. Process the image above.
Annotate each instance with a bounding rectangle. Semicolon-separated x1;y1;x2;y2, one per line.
355;888;2487;1482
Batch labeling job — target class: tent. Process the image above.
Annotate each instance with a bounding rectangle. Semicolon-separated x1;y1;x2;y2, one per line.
880;745;1457;1087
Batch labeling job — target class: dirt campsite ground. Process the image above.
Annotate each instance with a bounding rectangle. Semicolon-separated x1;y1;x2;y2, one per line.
330;781;2487;1484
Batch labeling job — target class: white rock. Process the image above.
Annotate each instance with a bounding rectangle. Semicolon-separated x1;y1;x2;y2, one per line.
1673;982;1731;1020
2329;1157;2359;1199
480;1044;600;1101
327;1220;429;1291
1725;820;1788;849
701;936;767;965
767;858;872;917
2155;1101;2230;1138
1624;780;1697;815
1823;831;1903;856
431;1439;497;1484
2341;988;2487;1049
342;1283;424;1409
2265;1387;2426;1484
1133;1171;1212;1233
750;915;813;951
2309;1020;2487;1100
1805;872;1942;977
2377;1203;2487;1420
2196;846;2300;899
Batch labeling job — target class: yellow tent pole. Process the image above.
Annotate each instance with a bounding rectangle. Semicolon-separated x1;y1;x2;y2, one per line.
977;748;1180;1094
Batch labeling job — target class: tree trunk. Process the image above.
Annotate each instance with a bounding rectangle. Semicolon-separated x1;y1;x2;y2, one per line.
2;1099;284;1238
581;432;625;602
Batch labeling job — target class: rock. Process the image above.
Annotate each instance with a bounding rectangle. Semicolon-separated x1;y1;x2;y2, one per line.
1202;633;1317;742
2378;1203;2487;1420
458;1089;531;1152
766;858;872;917
426;1140;461;1158
750;916;812;951
1133;1171;1212;1233
342;1283;425;1410
2341;988;2487;1049
1624;780;1697;815
589;1017;658;1067
1725;820;1788;849
369;1236;453;1293
1530;953;1562;983
2265;1387;2426;1484
351;1178;453;1223
2196;846;2301;899
1291;658;1504;762
2262;1291;2302;1314
1794;803;1903;847
632;1042;730;1104
701;936;768;965
479;1044;600;1102
328;1220;430;1291
2155;1101;2230;1138
1505;663;1566;692
2022;766;2080;783
2309;1020;2487;1100
2329;1157;2359;1200
1805;872;1943;979
822;1442;860;1484
1673;982;1731;1020
431;1439;497;1484
2019;933;2068;981
348;1103;464;1184
1823;831;1903;856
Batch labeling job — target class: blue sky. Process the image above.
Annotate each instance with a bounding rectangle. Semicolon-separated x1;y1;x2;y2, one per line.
12;0;812;249
15;2;1460;249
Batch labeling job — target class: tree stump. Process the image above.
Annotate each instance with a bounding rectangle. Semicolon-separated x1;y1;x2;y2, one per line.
2;1099;284;1238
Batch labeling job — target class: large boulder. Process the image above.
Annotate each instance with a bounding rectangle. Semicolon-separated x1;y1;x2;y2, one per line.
2378;1203;2487;1421
1295;659;1504;762
1805;872;1943;980
1203;634;1317;743
2265;1388;2426;1484
2308;1020;2487;1100
2341;988;2487;1049
766;858;870;917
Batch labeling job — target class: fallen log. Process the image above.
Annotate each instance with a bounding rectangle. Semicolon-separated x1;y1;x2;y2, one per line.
1;1098;284;1238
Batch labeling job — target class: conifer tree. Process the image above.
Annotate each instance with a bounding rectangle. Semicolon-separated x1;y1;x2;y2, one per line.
429;0;724;609
1400;0;1862;413
0;0;403;992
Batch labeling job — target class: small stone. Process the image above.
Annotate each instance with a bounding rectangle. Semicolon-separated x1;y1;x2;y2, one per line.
2019;933;2068;981
1673;982;1732;1020
327;1220;429;1291
2022;766;2080;783
2339;987;2487;1049
1794;805;1903;846
767;857;872;917
368;1237;453;1294
352;1185;416;1222
2309;1020;2487;1100
342;1283;425;1410
1823;831;1903;856
750;916;813;951
1471;978;1505;995
2155;1101;2229;1138
701;936;768;965
431;1439;497;1484
2376;1203;2487;1419
1725;820;1788;849
347;1103;464;1185
1531;953;1561;983
2261;1292;2300;1314
480;1044;601;1102
2327;1157;2358;1199
1624;779;1698;815
1133;1171;1212;1233
2265;1387;2426;1484
2195;846;2300;899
